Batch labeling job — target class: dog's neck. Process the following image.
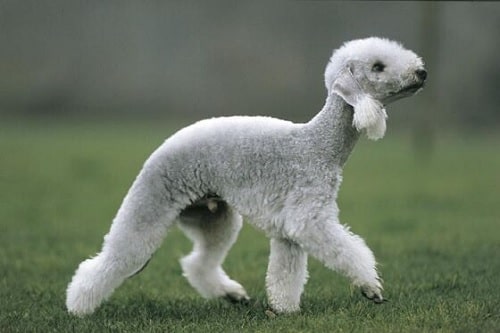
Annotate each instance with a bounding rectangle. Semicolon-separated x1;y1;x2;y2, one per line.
306;93;360;166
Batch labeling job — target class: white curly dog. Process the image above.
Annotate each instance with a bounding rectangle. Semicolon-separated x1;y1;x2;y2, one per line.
67;37;426;315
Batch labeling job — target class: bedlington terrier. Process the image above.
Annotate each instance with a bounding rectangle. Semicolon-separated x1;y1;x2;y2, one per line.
66;37;426;315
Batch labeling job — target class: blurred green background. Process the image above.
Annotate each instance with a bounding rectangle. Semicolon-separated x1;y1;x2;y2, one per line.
1;1;499;133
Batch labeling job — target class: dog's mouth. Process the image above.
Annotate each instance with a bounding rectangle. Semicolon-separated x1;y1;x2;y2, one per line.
383;82;425;105
398;82;425;95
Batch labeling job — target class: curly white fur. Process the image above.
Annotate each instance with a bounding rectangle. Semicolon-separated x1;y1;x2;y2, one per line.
66;37;425;316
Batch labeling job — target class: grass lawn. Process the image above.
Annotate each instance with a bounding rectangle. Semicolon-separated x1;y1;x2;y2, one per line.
1;120;499;332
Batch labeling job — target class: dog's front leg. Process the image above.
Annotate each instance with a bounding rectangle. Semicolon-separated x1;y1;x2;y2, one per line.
265;238;308;313
290;218;383;304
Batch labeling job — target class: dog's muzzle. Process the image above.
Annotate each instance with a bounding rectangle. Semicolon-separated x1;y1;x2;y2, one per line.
384;68;427;104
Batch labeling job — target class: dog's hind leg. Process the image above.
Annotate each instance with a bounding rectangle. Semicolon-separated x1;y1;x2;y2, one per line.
265;238;308;313
66;167;182;316
178;199;249;302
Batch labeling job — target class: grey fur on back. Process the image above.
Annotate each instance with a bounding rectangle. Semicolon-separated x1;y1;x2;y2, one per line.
145;93;356;234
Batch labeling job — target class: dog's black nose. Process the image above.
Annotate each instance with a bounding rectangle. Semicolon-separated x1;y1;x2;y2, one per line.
416;69;427;81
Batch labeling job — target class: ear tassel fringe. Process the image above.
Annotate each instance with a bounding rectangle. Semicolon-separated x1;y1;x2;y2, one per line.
352;97;387;141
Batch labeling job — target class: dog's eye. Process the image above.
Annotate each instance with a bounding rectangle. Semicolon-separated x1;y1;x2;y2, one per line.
372;62;385;73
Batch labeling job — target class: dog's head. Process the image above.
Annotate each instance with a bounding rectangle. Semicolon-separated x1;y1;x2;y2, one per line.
324;37;426;140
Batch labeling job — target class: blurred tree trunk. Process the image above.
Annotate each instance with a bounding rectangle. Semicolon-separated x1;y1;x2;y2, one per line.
414;2;441;163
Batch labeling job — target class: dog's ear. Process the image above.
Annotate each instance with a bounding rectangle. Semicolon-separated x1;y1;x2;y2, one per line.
331;65;364;108
332;66;387;140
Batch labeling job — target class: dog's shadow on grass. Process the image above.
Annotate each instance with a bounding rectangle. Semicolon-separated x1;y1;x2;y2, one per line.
95;296;272;323
61;295;396;333
89;293;380;324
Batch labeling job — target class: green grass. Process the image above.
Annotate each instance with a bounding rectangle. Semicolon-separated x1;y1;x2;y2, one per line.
1;120;499;332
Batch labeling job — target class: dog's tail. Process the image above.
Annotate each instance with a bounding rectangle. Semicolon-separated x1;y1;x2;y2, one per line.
66;155;182;316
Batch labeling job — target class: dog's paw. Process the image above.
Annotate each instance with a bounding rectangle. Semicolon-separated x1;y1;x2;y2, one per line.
360;283;385;304
222;280;250;304
224;292;250;304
